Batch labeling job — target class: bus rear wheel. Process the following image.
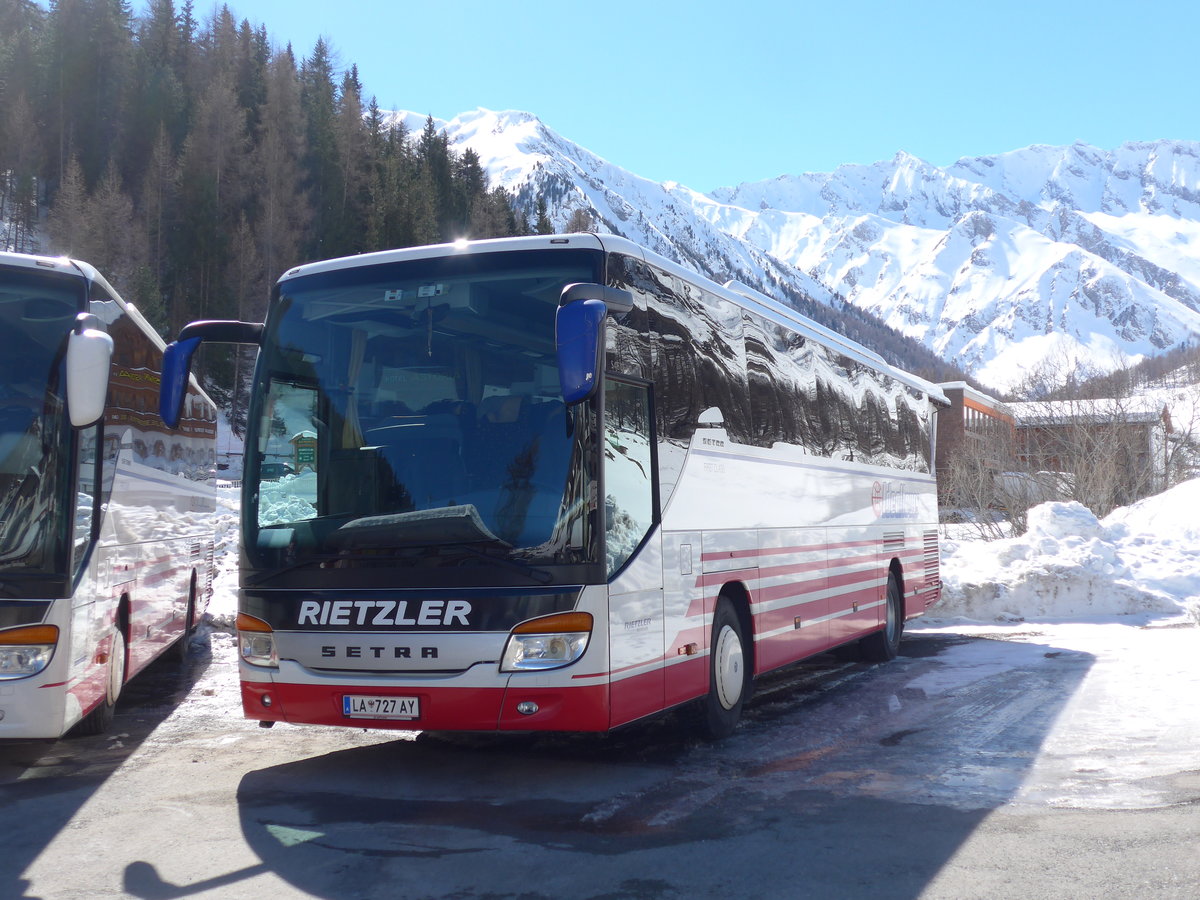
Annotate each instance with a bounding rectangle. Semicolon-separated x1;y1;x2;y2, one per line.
172;573;198;664
700;598;749;739
860;571;903;662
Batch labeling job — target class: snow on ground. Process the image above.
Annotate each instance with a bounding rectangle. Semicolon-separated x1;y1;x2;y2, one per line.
927;477;1200;625
912;479;1200;809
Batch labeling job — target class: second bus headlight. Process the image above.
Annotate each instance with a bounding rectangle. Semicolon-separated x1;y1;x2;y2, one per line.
501;612;593;672
237;613;278;667
0;625;59;680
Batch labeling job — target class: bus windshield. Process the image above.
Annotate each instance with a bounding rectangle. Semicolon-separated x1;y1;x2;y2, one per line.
0;268;81;578
246;249;604;584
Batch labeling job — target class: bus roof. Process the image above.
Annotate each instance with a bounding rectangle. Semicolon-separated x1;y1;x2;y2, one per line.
277;234;948;404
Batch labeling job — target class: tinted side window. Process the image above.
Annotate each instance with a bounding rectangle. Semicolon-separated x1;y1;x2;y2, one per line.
604;254;651;381
643;264;751;444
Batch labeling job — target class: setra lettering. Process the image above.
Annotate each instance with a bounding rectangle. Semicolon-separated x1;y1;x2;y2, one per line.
319;645;438;659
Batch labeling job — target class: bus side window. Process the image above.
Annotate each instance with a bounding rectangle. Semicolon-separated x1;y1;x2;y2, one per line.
604;378;656;578
73;423;100;573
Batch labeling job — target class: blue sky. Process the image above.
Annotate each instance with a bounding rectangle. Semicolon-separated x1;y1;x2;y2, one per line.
194;0;1195;193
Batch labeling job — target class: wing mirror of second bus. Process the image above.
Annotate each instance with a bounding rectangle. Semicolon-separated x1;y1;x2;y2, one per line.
65;314;114;428
555;283;634;406
160;320;264;428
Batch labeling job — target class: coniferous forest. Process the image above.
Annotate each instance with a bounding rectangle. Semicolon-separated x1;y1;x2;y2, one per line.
0;0;529;349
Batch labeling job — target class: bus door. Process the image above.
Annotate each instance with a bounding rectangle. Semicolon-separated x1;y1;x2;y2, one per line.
602;377;663;726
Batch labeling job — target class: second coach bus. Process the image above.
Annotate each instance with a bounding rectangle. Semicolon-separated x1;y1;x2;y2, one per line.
162;233;944;737
0;252;217;739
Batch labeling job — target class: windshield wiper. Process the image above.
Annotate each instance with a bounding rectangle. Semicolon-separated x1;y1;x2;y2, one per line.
243;553;341;587
449;543;553;585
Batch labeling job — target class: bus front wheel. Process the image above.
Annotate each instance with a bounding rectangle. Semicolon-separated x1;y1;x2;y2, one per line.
72;624;126;737
700;598;749;739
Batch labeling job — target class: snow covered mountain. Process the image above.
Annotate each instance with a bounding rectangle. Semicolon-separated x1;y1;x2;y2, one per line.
397;109;1200;392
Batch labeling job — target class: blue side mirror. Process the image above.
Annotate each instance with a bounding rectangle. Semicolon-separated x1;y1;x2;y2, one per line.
555;299;607;405
160;337;202;428
159;320;264;428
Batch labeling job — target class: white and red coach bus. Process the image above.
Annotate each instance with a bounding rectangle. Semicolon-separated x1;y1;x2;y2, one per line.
0;252;217;739
161;234;943;737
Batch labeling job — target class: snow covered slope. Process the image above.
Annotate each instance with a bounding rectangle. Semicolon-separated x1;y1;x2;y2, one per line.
714;143;1200;390
425;109;838;309
400;109;1200;392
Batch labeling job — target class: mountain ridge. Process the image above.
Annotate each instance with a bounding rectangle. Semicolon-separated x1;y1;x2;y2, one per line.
393;108;1200;392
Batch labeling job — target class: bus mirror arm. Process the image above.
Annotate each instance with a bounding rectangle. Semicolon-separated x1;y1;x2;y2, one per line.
160;320;263;428
559;283;634;313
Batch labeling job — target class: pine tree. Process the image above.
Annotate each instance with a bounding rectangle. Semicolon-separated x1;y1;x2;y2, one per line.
224;212;263;434
126;0;185;186
45;154;89;255
0;0;45;251
534;197;553;235
299;37;340;259
140;124;177;295
173;69;248;326
452;148;486;238
51;0;133;186
251;46;309;290
332;65;369;255
565;207;593;233
1;93;40;252
416;115;453;239
89;158;146;291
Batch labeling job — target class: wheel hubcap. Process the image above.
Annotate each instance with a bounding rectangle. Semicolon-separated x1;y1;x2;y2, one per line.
713;625;744;710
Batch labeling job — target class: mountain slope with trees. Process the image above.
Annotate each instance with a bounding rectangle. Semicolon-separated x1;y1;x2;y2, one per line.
0;1;972;404
0;0;526;345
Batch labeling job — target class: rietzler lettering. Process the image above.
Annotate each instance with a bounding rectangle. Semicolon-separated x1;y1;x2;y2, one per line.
297;599;472;628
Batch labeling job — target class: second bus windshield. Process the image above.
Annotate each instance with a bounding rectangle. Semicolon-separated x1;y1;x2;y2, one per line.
248;248;604;579
0;267;80;578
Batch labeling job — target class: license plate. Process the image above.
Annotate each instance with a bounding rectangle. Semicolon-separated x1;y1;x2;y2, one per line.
342;694;420;720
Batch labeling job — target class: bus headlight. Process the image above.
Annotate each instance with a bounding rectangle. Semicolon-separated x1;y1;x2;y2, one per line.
0;625;59;680
501;612;592;672
237;613;278;668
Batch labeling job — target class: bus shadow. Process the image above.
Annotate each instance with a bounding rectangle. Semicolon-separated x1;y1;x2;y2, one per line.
128;631;1095;900
0;626;219;900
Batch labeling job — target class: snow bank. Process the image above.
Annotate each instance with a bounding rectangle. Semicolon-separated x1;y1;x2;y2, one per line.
206;486;242;628
934;479;1200;622
258;470;318;524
